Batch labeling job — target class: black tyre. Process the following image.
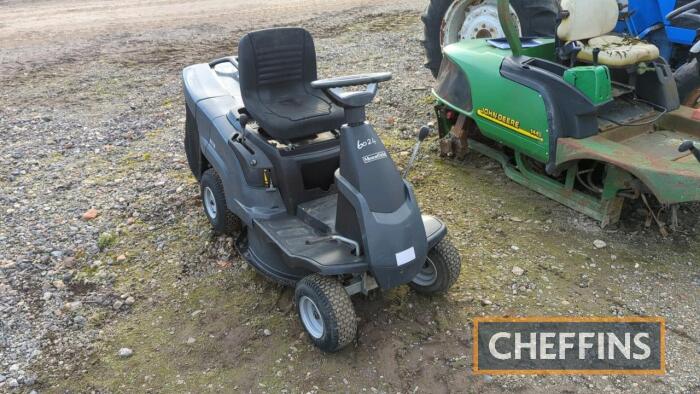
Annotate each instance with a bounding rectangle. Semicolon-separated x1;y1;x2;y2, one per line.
295;274;357;352
676;58;700;108
421;0;558;77
184;105;204;181
200;169;242;235
409;238;462;295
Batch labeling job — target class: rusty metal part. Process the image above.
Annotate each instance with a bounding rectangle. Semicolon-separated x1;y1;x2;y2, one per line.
439;138;455;158
641;194;669;237
439;114;472;160
683;86;700;108
557;107;700;206
451;115;471;160
466;138;631;227
671;204;679;231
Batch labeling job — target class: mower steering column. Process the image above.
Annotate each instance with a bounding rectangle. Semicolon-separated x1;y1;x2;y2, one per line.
312;72;392;125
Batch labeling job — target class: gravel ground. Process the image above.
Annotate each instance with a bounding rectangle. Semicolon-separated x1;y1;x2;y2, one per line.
1;1;699;393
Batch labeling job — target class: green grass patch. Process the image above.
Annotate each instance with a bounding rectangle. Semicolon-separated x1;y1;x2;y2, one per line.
97;232;118;251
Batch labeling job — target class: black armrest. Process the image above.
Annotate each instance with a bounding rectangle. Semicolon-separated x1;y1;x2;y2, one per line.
311;72;392;89
209;56;239;68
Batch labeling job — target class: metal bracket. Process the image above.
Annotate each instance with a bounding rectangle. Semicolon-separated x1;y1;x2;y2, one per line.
467;138;631;227
344;273;379;296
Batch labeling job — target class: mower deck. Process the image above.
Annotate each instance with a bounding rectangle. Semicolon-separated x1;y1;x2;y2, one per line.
461;106;700;227
465;139;632;226
557;107;700;205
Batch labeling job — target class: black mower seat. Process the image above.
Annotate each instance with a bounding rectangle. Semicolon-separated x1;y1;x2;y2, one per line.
238;28;345;141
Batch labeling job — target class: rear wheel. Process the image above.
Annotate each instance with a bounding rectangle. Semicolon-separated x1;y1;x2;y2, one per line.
410;239;462;295
676;59;700;108
295;274;357;352
422;0;558;77
200;169;242;235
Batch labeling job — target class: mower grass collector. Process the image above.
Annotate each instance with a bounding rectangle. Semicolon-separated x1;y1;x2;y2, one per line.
434;0;700;228
183;28;461;352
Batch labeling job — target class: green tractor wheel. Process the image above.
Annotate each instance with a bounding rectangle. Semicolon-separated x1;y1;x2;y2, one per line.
421;0;559;77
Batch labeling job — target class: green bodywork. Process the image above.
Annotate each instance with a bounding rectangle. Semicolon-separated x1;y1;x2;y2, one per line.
432;0;700;226
437;39;554;163
563;66;613;105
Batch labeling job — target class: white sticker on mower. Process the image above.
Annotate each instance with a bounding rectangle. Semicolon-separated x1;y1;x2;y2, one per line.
396;247;416;267
362;151;388;164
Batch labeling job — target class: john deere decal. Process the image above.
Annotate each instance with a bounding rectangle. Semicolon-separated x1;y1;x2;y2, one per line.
477;108;544;142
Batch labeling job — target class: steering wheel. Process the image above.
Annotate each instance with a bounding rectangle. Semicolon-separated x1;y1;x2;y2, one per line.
310;72;393;114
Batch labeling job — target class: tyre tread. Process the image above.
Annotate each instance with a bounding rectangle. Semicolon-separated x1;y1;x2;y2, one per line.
410;238;462;295
201;169;242;235
297;274;357;352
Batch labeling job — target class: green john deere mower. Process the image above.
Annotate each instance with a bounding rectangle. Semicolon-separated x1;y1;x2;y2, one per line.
433;0;700;228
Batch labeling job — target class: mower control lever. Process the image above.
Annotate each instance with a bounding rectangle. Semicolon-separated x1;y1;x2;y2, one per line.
679;141;700;163
403;126;431;179
238;114;250;130
593;48;601;66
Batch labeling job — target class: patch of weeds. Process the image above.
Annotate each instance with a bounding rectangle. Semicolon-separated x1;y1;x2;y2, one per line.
162;97;176;108
89;311;109;328
73;269;100;286
74;249;87;261
98;232;118;251
145;128;165;139
419;94;436;106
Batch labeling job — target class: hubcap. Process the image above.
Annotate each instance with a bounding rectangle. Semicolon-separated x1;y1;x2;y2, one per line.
299;296;325;339
442;0;521;47
412;257;438;287
203;187;217;219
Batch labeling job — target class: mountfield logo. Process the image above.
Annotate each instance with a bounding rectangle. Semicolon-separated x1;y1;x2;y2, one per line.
473;317;665;375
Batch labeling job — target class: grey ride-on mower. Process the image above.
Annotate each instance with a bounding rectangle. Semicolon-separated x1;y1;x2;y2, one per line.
182;28;462;352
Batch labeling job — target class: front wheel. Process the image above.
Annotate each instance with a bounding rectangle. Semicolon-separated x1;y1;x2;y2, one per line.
295;274;357;352
410;239;462;295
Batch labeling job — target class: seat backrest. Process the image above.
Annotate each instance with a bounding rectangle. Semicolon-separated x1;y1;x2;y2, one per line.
238;27;317;100
557;0;620;42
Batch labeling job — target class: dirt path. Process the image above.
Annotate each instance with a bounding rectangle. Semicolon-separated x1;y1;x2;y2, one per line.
0;0;392;41
0;1;698;393
0;0;401;70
